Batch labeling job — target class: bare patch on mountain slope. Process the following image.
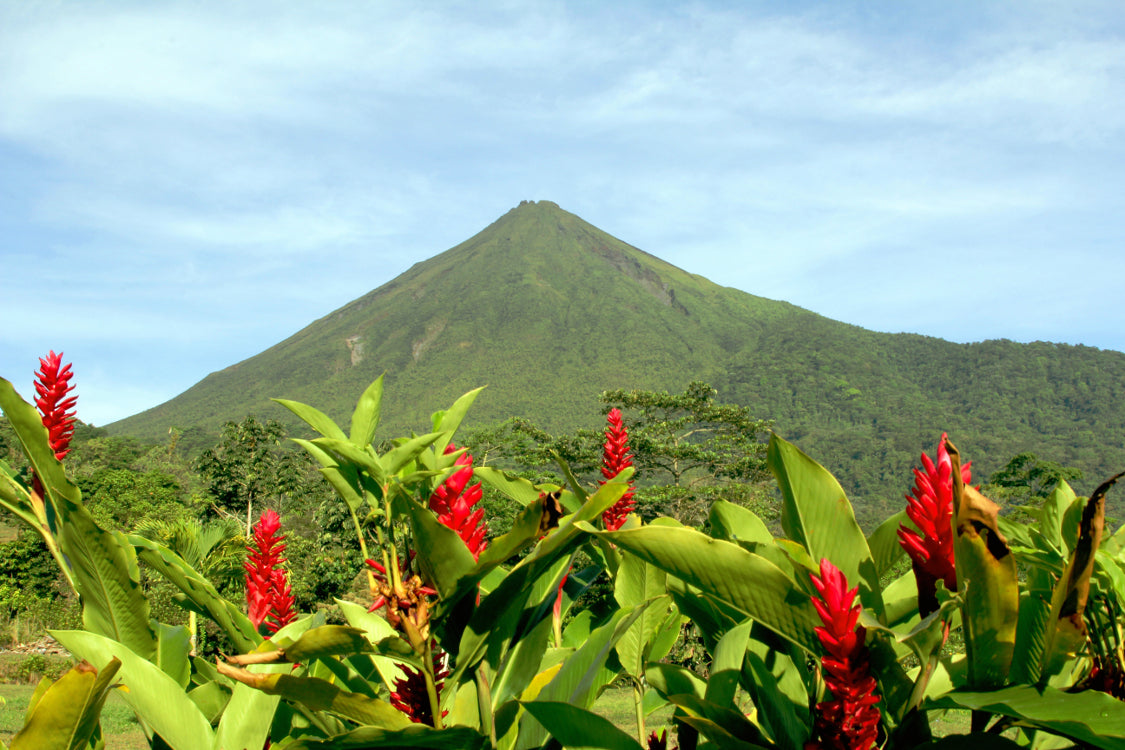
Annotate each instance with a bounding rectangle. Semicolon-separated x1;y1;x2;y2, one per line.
345;335;364;366
413;320;446;362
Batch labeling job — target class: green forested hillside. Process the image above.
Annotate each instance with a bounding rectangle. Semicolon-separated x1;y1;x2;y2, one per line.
107;200;1125;519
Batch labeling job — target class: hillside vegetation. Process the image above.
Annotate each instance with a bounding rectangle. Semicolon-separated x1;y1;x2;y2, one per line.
107;200;1125;517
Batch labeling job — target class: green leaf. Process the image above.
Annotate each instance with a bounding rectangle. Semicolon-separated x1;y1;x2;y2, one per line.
613;552;673;678
384;431;445;477
867;509;909;579
312;438;387;486
292;438;367;513
283;625;374;663
213;678;280;750
129;534;261;654
284;725;489;749
349;375;385;448
10;658;121;750
187;681;230;724
432;387;485;454
706;618;751;707
0;377;80;507
474;467;547;507
768;433;884;619
588;524;821;653
51;629;214;750
273;398;348;441
58;499;156;660
928;685;1125;749
216;668;411;729
155;622;191;689
515;604;651;750
396;494;477;600
646;662;707;701
520;701;645;750
709;501;773;545
915;737;1025;749
336;600;409;692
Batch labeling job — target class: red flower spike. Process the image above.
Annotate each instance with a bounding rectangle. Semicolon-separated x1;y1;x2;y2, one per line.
599;408;636;531
647;728;668;750
390;644;450;726
244;509;297;634
808;559;881;750
34;351;78;461
429;445;489;561
896;433;972;616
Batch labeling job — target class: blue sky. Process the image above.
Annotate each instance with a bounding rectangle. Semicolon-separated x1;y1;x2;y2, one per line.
2;1;1124;426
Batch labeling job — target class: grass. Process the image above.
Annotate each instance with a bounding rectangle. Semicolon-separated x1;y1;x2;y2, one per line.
0;683;148;749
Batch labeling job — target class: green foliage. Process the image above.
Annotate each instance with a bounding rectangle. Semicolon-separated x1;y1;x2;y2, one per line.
9;365;1125;749
195;416;307;530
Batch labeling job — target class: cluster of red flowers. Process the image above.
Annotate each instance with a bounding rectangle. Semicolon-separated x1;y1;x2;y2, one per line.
368;444;491;725
428;445;488;560
897;433;970;616
600;408;636;531
806;559;881;750
244;509;297;635
34;351;78;461
389;648;450;726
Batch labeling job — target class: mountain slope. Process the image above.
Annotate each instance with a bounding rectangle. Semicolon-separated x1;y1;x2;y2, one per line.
110;201;1125;518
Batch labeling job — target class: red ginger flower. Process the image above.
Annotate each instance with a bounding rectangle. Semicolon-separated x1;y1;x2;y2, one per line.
647;728;669;750
429;445;488;560
600;408;636;531
807;559;881;750
390;644;450;726
244;509;296;634
34;351;78;461
897;433;971;616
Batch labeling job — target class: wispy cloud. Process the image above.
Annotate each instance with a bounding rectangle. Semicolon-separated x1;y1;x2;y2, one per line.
2;1;1123;423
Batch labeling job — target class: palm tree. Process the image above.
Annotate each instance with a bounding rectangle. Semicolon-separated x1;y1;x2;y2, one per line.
133;517;246;655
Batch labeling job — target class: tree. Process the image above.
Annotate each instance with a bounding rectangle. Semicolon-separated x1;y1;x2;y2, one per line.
195;416;304;533
984;451;1084;514
467;381;774;527
600;381;774;526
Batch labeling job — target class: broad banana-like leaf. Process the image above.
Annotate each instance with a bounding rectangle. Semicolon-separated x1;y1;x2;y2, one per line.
129;534;261;654
587;524;821;653
336;600;410;692
291;438;367;512
10;659;121;750
520;701;645;750
660;692;773;749
915;737;1024;749
155;622;191;688
1037;472;1122;684
709;501;773;545
768;434;884;619
395;493;477;600
383;431;445;476
51;629;214;750
453;480;629;682
283;725;489;749
58;498;156;660
867;509;910;579
311;438;387;486
613;552;675;680
349;374;385;448
514;604;651;750
273;398;348;441
474;466;547;507
949;442;1018;690
646;662;707;701
928;684;1125;750
213;677;281;750
216;663;412;729
431;387;485;455
706;618;752;708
